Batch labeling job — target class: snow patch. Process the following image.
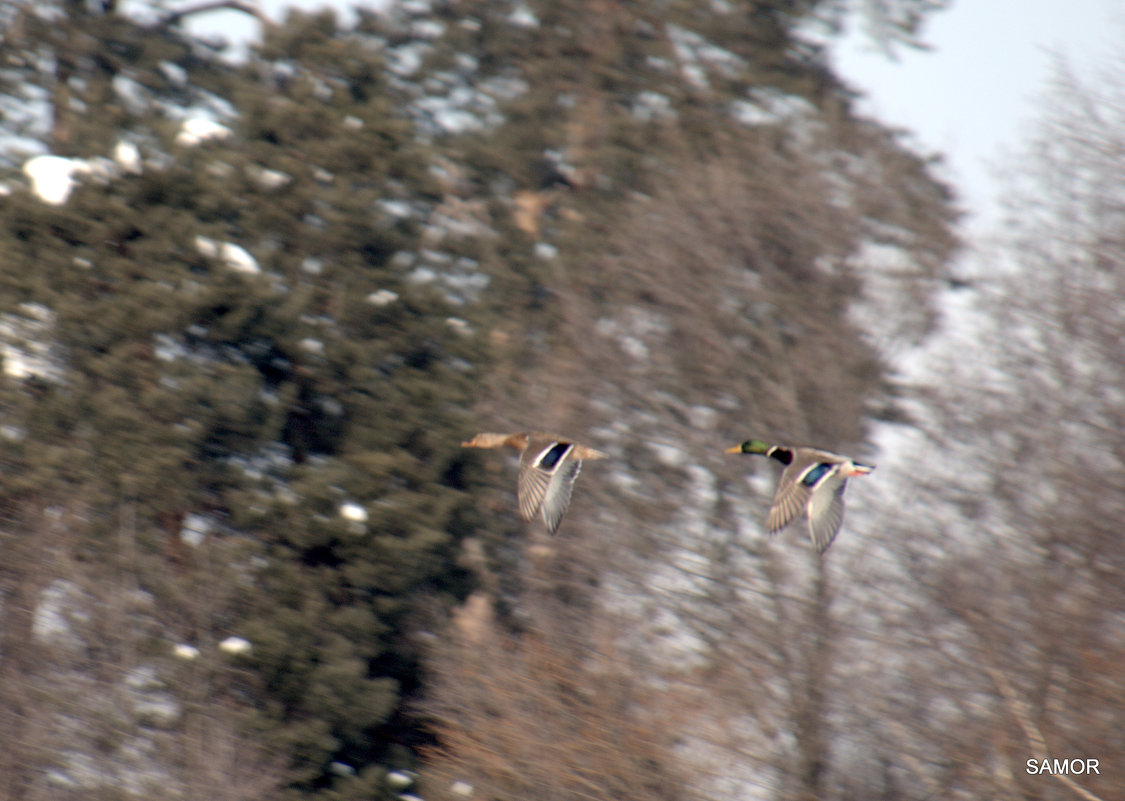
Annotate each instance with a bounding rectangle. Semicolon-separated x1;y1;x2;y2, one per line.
445;316;472;336
194;236;260;274
22;154;114;205
247;164;290;189
180;513;212;547
175;117;232;147
406;253;490;303
480;73;529;102
112;74;150;113
0;302;62;381
387;770;416;789
339;502;368;523
412;19;446;39
367;289;400;306
159;60;188;86
219;636;252;655
113;140;142;174
632;91;675;122
33;580;89;649
508;2;539;28
173;643;200;660
620;335;649;360
667;24;747;89
386;42;430;77
649;442;685;467
380;199;414;219
124;665;180;723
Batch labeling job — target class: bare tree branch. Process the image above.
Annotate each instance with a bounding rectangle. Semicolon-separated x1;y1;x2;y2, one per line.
986;665;1105;801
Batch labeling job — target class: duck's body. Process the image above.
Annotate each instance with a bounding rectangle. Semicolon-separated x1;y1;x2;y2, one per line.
462;432;608;534
726;439;874;552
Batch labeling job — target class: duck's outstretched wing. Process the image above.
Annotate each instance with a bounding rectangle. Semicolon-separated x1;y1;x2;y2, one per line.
517;439;575;527
767;471;809;535
807;476;847;552
517;462;552;521
541;457;583;535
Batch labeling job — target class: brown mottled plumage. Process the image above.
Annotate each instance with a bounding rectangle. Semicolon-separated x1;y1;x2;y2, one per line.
462;432;608;534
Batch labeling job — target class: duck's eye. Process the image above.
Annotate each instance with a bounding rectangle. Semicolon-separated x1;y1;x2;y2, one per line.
536;442;572;470
801;463;833;486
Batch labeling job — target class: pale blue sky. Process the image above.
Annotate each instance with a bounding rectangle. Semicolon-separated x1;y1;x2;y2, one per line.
832;0;1120;231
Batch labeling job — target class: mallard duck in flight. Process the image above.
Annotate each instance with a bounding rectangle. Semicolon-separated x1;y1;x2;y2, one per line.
462;432;608;534
726;439;874;552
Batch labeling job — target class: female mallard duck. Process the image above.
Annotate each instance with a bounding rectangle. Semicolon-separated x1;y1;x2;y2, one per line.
462;432;608;534
725;439;874;552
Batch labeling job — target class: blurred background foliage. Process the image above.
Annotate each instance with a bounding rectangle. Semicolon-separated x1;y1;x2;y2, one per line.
0;1;1118;801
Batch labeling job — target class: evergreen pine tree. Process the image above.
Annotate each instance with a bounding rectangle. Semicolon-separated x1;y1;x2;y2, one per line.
0;3;479;797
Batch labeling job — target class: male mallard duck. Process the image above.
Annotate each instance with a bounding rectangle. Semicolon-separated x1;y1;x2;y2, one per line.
461;432;608;534
725;439;874;552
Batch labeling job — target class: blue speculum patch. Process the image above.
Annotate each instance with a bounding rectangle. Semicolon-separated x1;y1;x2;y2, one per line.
538;442;572;470
801;463;833;486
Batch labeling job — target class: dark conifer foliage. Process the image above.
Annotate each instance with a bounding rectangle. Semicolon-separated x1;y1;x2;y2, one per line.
0;2;480;797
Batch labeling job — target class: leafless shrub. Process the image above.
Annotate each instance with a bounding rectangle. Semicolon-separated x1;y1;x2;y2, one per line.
0;498;285;801
418;593;694;801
